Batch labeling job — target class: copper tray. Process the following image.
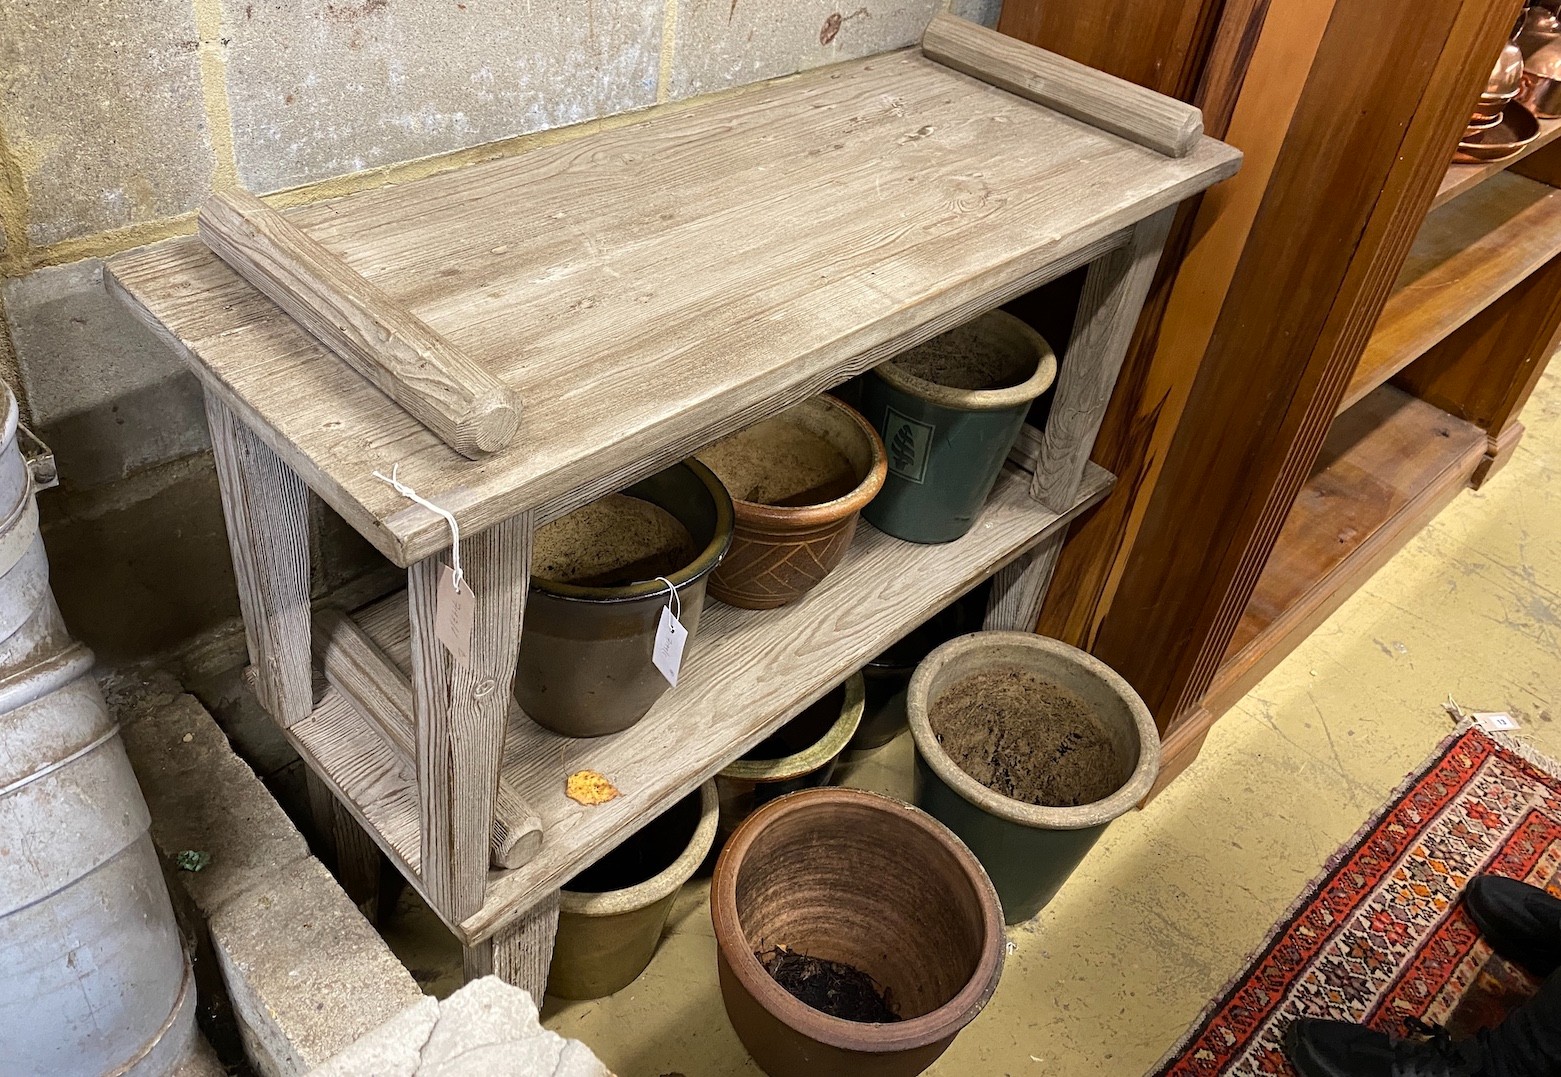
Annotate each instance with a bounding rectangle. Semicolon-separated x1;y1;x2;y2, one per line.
1456;101;1541;162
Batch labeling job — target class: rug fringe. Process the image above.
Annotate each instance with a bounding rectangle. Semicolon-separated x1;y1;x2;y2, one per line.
1147;720;1551;1075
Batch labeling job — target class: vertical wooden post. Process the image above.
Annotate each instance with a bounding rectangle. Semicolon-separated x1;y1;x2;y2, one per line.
204;392;313;725
463;890;561;1002
408;512;532;923
986;209;1174;631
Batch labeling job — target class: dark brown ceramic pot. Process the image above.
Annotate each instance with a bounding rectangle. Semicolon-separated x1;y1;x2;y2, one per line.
711;788;1004;1077
698;395;887;610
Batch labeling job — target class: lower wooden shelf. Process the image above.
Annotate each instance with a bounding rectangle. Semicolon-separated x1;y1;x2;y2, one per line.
1203;386;1487;716
288;460;1114;943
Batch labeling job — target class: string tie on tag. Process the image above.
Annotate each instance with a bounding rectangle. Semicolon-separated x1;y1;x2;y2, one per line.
373;465;463;592
654;576;681;622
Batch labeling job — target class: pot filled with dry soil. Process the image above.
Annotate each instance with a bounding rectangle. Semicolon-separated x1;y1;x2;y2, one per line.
860;310;1056;544
715;673;863;843
515;460;733;737
711;788;1004;1077
548;780;718;1000
906;631;1159;924
696;394;886;609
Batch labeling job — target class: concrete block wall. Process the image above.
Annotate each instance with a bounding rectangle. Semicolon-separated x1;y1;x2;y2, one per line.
0;0;1000;663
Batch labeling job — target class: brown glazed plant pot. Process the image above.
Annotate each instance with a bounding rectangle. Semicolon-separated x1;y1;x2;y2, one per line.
698;395;887;610
711;788;1004;1077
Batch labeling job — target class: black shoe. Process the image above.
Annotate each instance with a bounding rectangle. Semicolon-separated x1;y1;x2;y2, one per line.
1284;1017;1486;1077
1464;874;1561;978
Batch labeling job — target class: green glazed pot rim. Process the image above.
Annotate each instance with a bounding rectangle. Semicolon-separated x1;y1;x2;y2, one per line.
906;631;1161;831
874;311;1058;412
560;780;719;915
720;673;864;781
532;458;735;604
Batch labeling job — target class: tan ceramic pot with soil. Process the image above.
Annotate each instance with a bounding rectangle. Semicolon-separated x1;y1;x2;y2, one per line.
907;631;1160;923
548;780;718;1000
711;788;1004;1077
697;395;887;610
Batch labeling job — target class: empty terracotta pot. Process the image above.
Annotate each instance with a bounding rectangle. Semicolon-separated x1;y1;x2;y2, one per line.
548;781;718;999
711;788;1004;1077
716;674;863;842
697;395;886;610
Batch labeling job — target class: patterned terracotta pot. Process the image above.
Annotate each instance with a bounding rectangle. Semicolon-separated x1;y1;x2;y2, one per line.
711;788;1005;1077
699;395;887;610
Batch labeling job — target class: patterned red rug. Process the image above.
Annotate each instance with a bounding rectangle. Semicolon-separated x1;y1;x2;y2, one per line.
1152;724;1561;1076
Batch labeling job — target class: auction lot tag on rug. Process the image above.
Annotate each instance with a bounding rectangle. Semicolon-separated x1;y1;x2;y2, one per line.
1472;711;1521;733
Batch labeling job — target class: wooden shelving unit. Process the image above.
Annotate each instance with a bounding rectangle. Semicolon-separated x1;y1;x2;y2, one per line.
105;17;1237;998
1206;130;1561;719
1205;388;1485;713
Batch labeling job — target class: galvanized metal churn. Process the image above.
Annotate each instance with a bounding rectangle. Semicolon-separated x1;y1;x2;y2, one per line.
0;385;197;1075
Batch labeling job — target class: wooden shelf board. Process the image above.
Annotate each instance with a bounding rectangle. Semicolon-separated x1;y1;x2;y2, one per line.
1341;173;1561;415
1205;386;1486;715
1434;114;1561;210
295;461;1113;942
106;50;1235;567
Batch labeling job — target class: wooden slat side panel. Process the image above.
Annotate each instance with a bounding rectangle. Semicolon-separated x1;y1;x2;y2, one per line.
106;51;1237;565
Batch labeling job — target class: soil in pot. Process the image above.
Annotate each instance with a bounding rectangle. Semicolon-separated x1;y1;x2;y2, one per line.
891;322;1036;391
929;665;1124;808
698;416;859;507
757;948;900;1024
532;493;697;587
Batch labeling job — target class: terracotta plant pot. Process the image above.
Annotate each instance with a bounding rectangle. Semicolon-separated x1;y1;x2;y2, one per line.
515;460;733;737
711;788;1004;1077
861;310;1057;544
906;631;1159;924
697;395;887;609
548;781;718;999
716;674;863;842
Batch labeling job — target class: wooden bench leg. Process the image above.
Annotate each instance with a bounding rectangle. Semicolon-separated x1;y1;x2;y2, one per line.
463;890;561;1003
205;392;313;725
986;208;1174;633
408;512;533;924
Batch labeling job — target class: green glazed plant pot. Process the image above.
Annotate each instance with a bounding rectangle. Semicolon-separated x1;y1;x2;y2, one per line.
861;311;1057;544
906;632;1160;924
716;674;863;843
548;781;718;1000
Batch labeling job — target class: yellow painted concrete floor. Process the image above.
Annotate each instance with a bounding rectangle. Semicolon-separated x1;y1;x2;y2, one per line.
403;369;1561;1075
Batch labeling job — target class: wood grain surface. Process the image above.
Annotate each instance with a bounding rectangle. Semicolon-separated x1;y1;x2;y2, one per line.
107;50;1236;566
206;392;313;725
1342;173;1561;413
200;190;520;458
923;13;1204;157
331;462;1111;942
312;607;543;868
408;514;531;922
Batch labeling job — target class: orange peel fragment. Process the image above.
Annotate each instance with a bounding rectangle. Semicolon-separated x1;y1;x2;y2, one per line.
565;770;621;806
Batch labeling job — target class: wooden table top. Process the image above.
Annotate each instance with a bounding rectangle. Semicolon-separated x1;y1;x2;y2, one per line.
108;48;1238;566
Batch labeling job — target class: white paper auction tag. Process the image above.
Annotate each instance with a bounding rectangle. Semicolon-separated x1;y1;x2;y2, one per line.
1473;711;1521;733
435;565;475;663
652;606;688;686
651;576;687;686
